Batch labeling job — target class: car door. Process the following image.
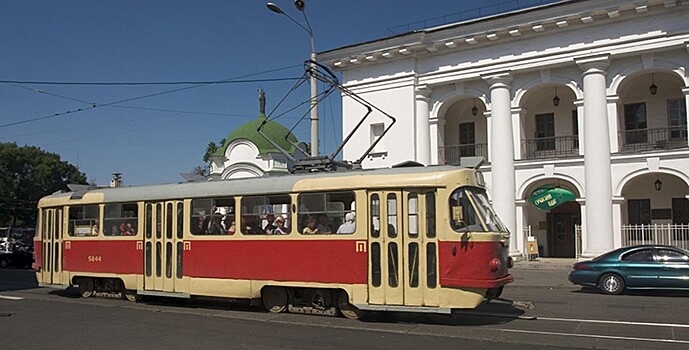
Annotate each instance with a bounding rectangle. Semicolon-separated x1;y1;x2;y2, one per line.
618;248;657;288
653;248;689;288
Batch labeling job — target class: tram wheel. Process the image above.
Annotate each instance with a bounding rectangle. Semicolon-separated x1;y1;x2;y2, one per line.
262;287;289;313
79;278;94;298
338;291;366;320
122;289;141;302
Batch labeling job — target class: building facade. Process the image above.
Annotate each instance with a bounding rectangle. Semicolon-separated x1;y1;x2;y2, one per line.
319;0;689;259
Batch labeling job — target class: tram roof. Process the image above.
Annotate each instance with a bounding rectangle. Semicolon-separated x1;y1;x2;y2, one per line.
40;165;472;205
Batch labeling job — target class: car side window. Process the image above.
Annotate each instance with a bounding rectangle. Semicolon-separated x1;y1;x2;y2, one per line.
654;249;689;263
621;249;654;262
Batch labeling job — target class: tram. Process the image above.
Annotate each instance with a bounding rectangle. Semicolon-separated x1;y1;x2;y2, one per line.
34;164;512;319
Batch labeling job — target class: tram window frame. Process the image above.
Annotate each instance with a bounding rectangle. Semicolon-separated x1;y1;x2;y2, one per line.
298;191;356;235
387;193;398;238
370;194;380;238
190;197;235;235
67;205;100;237
425;191;436;238
241;194;292;235
449;188;484;232
103;203;138;237
407;192;419;238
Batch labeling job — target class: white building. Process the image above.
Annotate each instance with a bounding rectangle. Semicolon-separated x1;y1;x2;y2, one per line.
319;0;689;259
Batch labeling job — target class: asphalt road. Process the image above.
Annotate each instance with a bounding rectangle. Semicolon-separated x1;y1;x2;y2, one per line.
2;267;689;349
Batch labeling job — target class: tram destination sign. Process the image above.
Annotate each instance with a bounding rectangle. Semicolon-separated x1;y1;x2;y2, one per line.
529;186;576;210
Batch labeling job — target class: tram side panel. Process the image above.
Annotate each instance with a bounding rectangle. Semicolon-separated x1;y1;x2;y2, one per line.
183;238;368;297
62;239;143;287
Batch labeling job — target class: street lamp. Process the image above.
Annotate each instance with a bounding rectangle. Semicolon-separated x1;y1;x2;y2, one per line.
267;1;319;157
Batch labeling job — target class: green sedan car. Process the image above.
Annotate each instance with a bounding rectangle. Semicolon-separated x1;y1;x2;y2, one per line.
568;245;689;295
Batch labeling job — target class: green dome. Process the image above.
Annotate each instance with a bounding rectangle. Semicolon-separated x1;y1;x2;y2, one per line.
214;113;299;157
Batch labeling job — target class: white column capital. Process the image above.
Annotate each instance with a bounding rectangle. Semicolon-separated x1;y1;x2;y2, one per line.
575;54;611;74
482;71;513;88
607;95;620;103
415;85;432;99
681;87;689;96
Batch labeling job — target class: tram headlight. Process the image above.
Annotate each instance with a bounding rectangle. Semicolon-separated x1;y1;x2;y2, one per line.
489;258;501;272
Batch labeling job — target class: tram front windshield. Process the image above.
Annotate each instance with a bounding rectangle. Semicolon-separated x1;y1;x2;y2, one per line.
449;187;508;233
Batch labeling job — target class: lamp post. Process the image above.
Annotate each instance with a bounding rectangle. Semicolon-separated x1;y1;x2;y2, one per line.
267;1;319;157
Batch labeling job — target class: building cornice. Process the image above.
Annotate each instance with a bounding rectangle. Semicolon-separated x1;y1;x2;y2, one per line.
321;0;685;71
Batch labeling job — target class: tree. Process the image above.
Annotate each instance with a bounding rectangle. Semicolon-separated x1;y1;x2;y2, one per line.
203;138;225;164
0;142;87;227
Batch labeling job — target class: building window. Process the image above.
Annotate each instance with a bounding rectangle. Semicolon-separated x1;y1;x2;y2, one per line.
370;123;385;153
624;103;648;144
459;122;476;156
535;113;555;151
667;99;687;140
627;199;651;225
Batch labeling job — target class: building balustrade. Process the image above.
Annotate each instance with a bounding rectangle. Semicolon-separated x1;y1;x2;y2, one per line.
440;143;488;164
521;135;579;160
619;126;688;152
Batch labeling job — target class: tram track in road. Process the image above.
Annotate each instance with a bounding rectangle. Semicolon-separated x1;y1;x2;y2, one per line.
7;287;689;349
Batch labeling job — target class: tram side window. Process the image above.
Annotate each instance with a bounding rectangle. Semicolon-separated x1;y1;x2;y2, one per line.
104;203;138;236
190;198;235;235
68;205;100;237
298;191;356;235
241;195;291;235
449;188;483;232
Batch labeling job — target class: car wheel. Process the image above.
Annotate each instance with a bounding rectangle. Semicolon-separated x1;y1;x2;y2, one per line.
599;273;625;295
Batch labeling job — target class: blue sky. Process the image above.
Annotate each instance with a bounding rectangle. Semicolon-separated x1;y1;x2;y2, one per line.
1;0;554;186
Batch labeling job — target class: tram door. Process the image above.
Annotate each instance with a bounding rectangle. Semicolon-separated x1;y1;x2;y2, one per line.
144;201;184;293
40;208;63;285
367;190;439;307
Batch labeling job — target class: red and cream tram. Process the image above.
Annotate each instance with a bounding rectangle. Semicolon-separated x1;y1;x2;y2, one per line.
34;165;512;319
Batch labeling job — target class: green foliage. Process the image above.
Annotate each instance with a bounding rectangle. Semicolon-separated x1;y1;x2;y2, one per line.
0;142;87;226
202;138;225;164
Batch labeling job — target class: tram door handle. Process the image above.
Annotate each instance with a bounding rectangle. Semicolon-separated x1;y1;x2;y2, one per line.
451;245;457;256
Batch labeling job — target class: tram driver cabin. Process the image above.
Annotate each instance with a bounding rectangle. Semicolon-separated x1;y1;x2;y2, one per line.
34;165;512;319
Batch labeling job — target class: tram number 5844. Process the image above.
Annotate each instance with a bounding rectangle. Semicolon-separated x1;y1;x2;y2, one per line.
88;256;102;262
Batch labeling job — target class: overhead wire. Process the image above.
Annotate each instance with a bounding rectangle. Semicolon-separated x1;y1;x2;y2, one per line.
0;64;303;129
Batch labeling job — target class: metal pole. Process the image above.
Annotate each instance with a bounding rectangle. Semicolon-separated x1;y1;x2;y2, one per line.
309;47;318;156
266;1;318;156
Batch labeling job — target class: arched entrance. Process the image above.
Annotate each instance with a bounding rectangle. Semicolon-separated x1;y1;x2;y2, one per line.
523;179;581;258
547;201;581;258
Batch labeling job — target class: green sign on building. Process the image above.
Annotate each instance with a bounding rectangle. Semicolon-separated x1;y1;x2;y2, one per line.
529;186;576;210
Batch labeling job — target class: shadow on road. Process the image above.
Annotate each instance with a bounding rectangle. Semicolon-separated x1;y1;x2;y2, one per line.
572;286;689;297
0;268;38;292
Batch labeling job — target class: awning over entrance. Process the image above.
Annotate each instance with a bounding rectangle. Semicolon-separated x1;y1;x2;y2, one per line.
529;186;576;210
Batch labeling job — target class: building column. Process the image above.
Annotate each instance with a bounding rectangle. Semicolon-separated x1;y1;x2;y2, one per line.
607;95;620;153
515;200;527;259
612;196;624;248
430;117;444;165
483;72;517;254
574;98;585;156
683;87;689;147
512;107;526;160
576;54;614;258
415;86;432;165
